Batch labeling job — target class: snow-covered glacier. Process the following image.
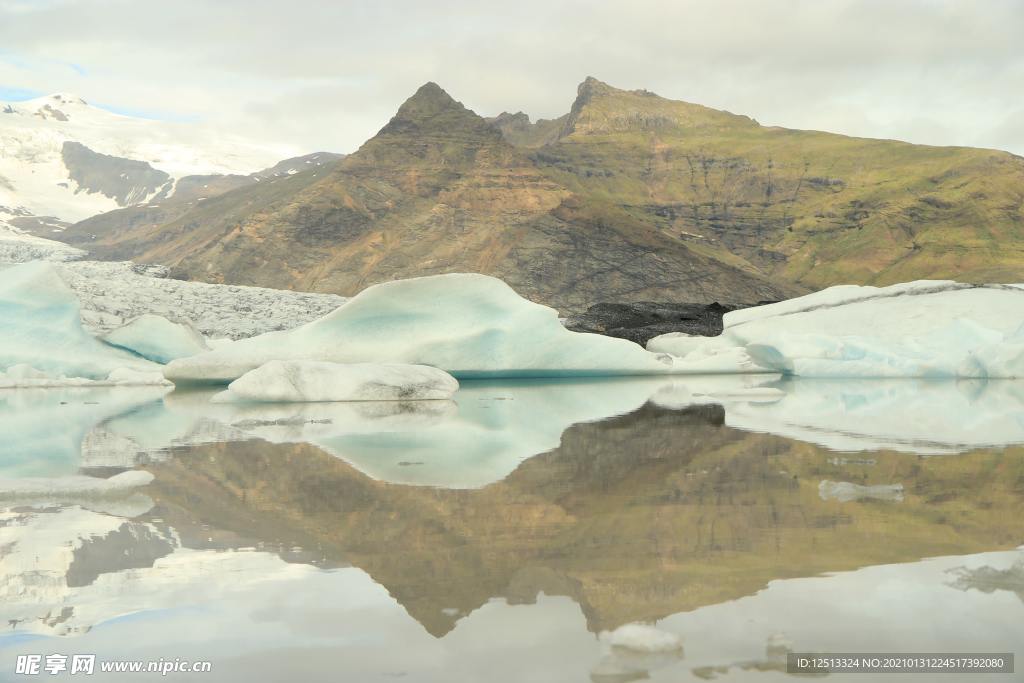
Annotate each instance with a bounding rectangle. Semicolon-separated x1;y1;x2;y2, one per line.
650;281;1024;379
0;262;168;387
164;273;690;383
55;260;347;340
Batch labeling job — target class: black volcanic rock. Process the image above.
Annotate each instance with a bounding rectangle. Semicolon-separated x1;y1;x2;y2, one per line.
565;301;760;346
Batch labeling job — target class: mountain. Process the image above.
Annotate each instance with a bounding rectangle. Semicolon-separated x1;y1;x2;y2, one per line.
61;152;343;253
58;77;1024;309
0;92;303;255
59;82;797;312
513;77;1024;289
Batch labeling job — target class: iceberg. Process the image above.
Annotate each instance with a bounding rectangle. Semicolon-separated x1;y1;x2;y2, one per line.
102;314;209;363
601;623;684;654
211;360;459;403
592;622;684;681
649;281;1024;378
0;261;166;385
164;273;683;384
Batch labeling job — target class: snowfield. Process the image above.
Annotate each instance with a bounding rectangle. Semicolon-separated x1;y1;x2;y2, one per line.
0;92;298;234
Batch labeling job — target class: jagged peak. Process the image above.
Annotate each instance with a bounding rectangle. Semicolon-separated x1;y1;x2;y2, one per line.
488;111;531;125
356;82;505;159
393;82;466;120
574;77;660;107
560;76;754;137
577;76;616;99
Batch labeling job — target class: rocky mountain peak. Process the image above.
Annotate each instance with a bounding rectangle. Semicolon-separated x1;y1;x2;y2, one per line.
576;76;617;102
365;82;504;156
392;82;466;121
489;111;531;127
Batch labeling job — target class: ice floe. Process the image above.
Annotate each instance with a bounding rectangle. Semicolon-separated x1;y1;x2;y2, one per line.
601;623;684;653
650;280;1024;379
211;360;459;403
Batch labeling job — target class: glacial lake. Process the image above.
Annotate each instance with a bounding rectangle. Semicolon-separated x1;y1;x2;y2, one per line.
1;376;1023;682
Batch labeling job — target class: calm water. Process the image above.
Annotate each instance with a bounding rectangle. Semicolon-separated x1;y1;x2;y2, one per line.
1;376;1023;682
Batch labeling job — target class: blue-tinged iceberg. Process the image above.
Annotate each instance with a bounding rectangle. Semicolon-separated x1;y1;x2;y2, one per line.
165;273;694;384
102;314;209;364
0;262;168;386
650;281;1024;378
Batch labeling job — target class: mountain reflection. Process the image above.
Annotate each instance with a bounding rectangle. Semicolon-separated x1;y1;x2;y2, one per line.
140;400;1024;637
2;377;1024;648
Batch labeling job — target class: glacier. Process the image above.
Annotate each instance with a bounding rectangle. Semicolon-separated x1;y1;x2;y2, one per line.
649;280;1024;378
103;313;209;363
164;273;685;384
212;360;459;403
0;262;168;386
55;260;347;340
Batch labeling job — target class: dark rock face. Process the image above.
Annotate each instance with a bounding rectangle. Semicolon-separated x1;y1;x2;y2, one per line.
565;301;760;346
61;141;171;206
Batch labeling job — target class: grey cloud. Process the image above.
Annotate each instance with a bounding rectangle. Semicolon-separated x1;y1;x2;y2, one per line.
0;0;1021;155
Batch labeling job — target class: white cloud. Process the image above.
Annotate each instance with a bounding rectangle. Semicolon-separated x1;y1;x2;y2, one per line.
0;0;1021;155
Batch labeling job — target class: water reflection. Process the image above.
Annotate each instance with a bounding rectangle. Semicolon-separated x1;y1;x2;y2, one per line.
4;376;1023;489
1;377;1023;681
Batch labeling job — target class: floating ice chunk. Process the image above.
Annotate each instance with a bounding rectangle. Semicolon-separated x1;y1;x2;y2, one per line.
166;274;683;384
103;314;209;363
601;623;684;653
211;360;459;403
818;480;904;503
649;281;1024;378
646;332;771;374
0;261;163;383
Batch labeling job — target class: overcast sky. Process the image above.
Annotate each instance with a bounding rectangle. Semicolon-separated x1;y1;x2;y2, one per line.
1;0;1022;156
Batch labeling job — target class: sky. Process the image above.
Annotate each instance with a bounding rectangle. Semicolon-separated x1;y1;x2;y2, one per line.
1;0;1022;156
